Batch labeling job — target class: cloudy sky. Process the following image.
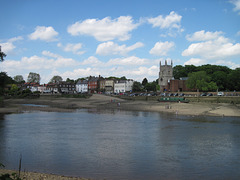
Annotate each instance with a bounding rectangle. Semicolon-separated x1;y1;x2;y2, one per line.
0;0;240;83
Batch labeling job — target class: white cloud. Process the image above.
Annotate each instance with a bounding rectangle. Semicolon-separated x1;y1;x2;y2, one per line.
107;56;148;66
42;50;61;59
182;30;240;59
61;68;99;80
147;11;183;34
237;30;240;36
0;36;23;54
184;58;207;66
108;65;159;82
29;26;59;42
186;30;223;41
184;58;240;69
96;41;144;56
149;41;175;56
215;60;240;69
81;56;104;66
57;43;85;55
131;66;158;76
0;51;80;83
67;16;139;41
229;0;240;14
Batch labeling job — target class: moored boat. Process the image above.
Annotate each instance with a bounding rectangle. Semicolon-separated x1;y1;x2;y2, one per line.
158;97;189;103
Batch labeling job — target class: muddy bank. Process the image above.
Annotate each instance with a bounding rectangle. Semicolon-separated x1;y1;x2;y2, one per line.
1;94;240;117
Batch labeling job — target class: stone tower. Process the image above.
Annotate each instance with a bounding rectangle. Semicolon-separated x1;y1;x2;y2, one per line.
158;60;173;92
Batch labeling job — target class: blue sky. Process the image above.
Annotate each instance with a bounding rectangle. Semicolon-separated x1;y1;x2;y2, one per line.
1;0;240;83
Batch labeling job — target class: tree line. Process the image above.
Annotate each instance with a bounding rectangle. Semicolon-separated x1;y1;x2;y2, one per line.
173;64;240;91
133;64;240;92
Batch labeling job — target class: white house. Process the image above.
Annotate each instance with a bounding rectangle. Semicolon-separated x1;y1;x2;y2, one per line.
30;86;38;92
114;79;133;93
76;80;88;93
125;79;134;92
37;85;46;93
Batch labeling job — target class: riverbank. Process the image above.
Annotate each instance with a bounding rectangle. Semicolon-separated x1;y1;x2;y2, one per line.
1;94;240;116
0;169;90;180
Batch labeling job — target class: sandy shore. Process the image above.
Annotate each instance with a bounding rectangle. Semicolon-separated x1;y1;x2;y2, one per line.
1;94;240;116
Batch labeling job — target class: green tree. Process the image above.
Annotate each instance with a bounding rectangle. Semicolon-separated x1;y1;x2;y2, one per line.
187;71;218;92
145;81;157;92
173;65;197;79
198;64;231;75
211;71;228;90
27;72;40;83
14;75;25;84
132;81;142;92
120;76;127;80
11;84;18;91
49;75;63;83
0;72;14;95
142;78;148;87
0;46;6;62
173;65;186;79
66;78;74;83
207;81;218;91
185;65;197;75
227;68;240;91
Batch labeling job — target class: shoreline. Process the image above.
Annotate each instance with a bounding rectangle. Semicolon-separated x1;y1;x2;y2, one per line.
0;169;90;180
1;94;240;117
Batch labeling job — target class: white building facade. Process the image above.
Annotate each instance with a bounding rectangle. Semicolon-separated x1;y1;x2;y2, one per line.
114;79;133;93
76;80;88;93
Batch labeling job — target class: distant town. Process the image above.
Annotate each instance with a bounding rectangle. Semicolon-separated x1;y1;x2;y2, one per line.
1;61;239;98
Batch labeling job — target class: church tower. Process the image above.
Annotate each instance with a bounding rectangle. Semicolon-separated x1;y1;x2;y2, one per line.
158;60;173;92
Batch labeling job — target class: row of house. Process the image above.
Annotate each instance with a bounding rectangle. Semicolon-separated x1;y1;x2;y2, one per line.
22;76;134;94
77;76;134;94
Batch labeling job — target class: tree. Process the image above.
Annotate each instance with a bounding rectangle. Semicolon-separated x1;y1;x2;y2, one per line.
120;76;127;80
14;75;25;84
132;81;142;92
173;65;186;79
227;68;240;91
49;75;63;83
0;72;14;95
66;78;74;83
0;46;6;62
207;81;218;91
142;78;148;87
211;71;228;90
27;72;40;83
187;71;218;92
145;81;158;92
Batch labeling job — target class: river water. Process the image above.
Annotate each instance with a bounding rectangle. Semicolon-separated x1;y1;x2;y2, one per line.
0;109;240;180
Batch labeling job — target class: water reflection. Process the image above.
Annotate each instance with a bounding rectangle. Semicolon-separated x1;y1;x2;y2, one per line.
0;110;240;179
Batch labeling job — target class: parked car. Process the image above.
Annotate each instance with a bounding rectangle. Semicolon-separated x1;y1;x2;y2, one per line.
160;93;167;96
217;92;224;96
200;93;207;96
179;93;185;97
207;93;213;96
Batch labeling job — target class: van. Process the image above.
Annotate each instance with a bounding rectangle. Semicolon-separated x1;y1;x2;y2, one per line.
217;92;224;96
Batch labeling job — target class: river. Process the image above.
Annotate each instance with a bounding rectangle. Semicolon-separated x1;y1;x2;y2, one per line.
0;109;240;180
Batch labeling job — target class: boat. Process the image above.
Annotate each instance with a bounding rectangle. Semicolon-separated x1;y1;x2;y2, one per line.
158;97;189;103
